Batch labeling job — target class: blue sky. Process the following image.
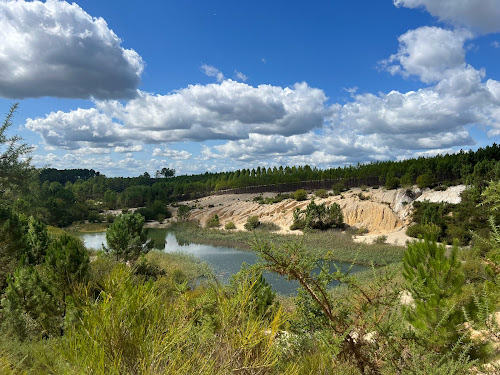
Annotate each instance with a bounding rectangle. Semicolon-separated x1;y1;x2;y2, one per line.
1;0;500;177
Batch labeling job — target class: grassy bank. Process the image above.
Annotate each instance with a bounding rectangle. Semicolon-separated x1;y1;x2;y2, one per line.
169;221;405;266
65;222;109;233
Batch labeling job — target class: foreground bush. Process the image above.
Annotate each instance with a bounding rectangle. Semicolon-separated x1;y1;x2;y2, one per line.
46;265;288;374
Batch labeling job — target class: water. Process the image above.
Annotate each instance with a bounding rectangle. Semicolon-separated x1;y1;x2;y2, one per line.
77;228;365;295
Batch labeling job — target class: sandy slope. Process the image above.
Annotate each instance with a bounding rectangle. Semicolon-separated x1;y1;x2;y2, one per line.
175;185;466;245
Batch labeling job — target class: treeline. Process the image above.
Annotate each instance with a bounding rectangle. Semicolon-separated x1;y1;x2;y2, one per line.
14;143;500;228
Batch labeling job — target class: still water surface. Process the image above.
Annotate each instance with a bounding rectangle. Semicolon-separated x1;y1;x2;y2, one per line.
78;228;365;295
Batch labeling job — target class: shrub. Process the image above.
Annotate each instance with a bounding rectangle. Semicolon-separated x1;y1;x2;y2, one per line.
244;216;260;230
385;176;400;190
253;195;264;203
105;214;115;223
355;227;368;235
293;189;308;201
157;214;166;223
291;200;344;231
332;182;346;195
224;221;236;230
314;189;328;198
374;235;387;244
176;205;191;221
406;223;441;239
205;214;220;228
357;192;369;201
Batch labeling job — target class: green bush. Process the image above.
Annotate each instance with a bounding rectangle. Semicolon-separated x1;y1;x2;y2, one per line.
293;189;308;201
205;214;220;228
291;200;344;231
224;221;236;230
406;223;441;239
176;205;191;221
355;227;368;235
374;235;387;244
314;189;328;198
244;215;260;230
332;182;346;195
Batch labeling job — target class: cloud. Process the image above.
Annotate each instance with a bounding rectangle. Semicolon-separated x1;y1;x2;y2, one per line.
114;145;143;153
152;147;192;159
381;27;473;83
492;41;500;48
234;71;248;82
394;0;500;33
27;80;329;149
0;0;143;99
26;107;130;149
201;64;224;82
213;133;317;161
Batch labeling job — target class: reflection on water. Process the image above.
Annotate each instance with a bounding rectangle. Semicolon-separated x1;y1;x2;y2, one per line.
77;228;365;295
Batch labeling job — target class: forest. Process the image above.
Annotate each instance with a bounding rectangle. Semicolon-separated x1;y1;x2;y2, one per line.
1;105;500;373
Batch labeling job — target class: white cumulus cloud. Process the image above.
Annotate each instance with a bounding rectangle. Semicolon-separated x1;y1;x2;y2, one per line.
27;80;329;149
394;0;500;33
0;0;144;99
381;27;472;83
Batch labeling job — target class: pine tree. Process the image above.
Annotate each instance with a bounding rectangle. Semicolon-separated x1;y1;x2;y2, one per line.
26;216;50;265
0;103;33;198
106;212;152;261
402;237;465;351
45;234;89;294
1;265;60;340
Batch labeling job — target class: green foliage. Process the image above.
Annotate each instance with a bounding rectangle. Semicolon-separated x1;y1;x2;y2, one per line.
45;234;89;294
1;265;60;341
46;265;287;374
230;267;277;318
293;189;308;201
290;200;343;231
0;205;29;289
254;193;290;205
480;180;500;211
136;199;171;221
244;215;260;230
176;204;191;221
224;221;236;230
402;238;466;351
105;212;153;261
155;167;175;178
408;192;494;245
374;235;387;244
0;104;33;199
27;217;50;264
332;182;346;195
314;189;328;198
205;214;220;228
416;173;436;189
385;170;400;189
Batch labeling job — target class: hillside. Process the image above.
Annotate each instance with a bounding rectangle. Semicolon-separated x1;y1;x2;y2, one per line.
174;185;466;245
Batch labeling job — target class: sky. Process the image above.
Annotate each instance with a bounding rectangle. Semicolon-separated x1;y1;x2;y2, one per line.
1;0;500;177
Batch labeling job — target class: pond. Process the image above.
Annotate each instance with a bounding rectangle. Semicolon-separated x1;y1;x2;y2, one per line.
77;228;366;295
